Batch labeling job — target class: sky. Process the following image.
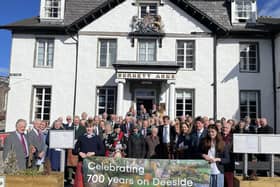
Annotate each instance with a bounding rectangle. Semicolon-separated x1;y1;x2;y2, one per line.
0;0;280;76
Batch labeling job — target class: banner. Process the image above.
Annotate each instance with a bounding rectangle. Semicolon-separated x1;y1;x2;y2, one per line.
83;157;210;187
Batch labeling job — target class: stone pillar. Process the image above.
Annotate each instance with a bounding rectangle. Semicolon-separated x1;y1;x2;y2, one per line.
167;80;175;120
115;79;126;116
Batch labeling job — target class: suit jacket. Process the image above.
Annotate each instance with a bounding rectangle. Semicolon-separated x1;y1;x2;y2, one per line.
3;131;29;170
202;144;230;174
128;133;146;158
27;129;46;154
258;125;274;134
158;125;176;144
121;123;134;135
63;123;73;130
145;135;160;158
190;128;208;159
74;125;86;140
140;127;151;137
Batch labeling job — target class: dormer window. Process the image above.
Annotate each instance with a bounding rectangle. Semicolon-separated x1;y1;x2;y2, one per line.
140;3;157;18
236;0;252;20
231;0;256;24
45;0;61;18
40;0;65;21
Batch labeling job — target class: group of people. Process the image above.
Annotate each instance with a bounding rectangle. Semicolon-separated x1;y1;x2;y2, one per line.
3;104;275;187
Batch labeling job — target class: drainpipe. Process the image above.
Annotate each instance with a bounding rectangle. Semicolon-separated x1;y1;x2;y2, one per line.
66;30;79;117
272;36;277;133
213;34;217;120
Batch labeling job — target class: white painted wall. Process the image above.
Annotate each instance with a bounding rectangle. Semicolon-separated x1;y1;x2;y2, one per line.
217;38;274;125
6;34;76;131
5;0;276;131
81;0;210;33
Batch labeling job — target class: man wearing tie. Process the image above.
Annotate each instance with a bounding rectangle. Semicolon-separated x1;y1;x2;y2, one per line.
121;116;134;138
27;119;46;168
3;119;36;170
141;120;150;137
158;116;176;159
190;116;208;159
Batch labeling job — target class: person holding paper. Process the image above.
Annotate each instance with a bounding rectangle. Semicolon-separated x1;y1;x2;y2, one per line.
27;119;46;169
202;125;230;187
46;120;64;171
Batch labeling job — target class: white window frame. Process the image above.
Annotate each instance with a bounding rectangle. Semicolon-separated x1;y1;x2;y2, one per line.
175;89;194;118
98;39;117;68
239;42;259;73
139;3;158;18
96;87;116;115
32;86;52;121
35;38;54;68
235;0;252;20
240;90;260;120
138;39;156;63
45;0;61;19
176;40;195;70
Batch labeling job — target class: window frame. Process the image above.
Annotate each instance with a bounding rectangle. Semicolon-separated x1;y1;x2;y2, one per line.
139;3;158;18
97;39;117;68
176;40;196;70
137;39;157;63
235;0;252;20
45;0;61;19
96;87;117;115
34;38;55;68
31;86;52;122
175;89;195;118
239;90;261;121
239;42;259;73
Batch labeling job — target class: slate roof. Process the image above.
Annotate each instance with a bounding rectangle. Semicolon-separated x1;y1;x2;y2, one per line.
188;0;232;29
0;0;276;35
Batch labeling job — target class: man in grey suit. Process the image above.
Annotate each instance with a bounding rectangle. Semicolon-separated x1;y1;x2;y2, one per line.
3;119;35;170
27;119;46;168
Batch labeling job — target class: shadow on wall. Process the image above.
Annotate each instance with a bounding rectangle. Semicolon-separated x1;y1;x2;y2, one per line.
220;60;241;121
221;63;239;84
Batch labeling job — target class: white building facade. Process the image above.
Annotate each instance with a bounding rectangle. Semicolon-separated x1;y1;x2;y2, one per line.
1;0;279;132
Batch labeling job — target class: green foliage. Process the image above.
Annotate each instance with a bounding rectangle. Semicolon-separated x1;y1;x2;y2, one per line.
3;148;19;175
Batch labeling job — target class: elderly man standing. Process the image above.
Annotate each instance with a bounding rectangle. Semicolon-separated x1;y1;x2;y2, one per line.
3;119;35;170
27;119;46;168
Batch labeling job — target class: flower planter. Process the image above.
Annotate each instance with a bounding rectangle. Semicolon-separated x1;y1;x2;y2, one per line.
234;176;280;187
5;172;63;187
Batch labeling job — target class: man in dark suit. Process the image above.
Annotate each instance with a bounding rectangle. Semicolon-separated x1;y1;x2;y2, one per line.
258;118;273;134
63;115;73;129
190;116;208;159
28;119;47;168
140;119;151;138
121;116;134;138
93;115;103;140
158;115;176;159
3;119;36;170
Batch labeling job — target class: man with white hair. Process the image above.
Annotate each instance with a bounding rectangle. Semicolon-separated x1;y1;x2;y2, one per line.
3;119;36;169
27;119;46;168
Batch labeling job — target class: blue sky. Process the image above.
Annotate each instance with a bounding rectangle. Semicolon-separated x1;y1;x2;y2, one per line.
0;0;280;76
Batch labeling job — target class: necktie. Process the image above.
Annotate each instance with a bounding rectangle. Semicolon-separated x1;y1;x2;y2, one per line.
20;134;27;157
144;129;146;137
38;132;42;142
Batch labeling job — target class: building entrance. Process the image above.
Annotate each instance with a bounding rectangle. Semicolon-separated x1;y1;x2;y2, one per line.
135;89;156;116
136;98;154;116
